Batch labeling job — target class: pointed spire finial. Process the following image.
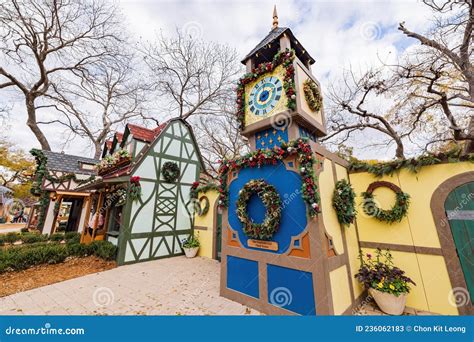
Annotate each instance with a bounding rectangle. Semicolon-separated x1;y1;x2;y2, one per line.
272;5;278;29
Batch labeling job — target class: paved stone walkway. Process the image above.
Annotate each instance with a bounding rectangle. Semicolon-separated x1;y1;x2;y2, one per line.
0;256;261;316
0;223;25;233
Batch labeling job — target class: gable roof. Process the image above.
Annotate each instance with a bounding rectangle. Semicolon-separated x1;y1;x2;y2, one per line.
241;26;315;66
77;118;208;190
126;124;157;143
41;150;98;175
128;118;206;176
115;132;123;143
98;121;170;179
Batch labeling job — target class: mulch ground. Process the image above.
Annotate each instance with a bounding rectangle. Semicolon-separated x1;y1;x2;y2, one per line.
0;256;116;297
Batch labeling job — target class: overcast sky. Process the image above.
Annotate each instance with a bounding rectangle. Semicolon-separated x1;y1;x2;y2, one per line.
3;0;433;158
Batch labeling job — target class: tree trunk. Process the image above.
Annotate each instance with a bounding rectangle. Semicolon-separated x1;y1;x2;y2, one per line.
464;117;474;153
26;96;51;151
395;139;405;159
464;77;474;154
94;142;102;160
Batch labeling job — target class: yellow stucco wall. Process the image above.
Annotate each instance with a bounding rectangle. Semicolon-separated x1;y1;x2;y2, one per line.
319;159;344;254
296;63;323;124
334;163;364;300
330;265;352;315
322;159;363;314
351;162;474;315
193;190;219;259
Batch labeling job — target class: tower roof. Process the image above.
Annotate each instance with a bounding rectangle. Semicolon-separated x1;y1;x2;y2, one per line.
241;27;315;66
241;7;315;66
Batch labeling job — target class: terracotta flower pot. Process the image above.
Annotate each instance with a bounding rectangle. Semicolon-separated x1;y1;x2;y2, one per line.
369;288;407;315
183;247;199;258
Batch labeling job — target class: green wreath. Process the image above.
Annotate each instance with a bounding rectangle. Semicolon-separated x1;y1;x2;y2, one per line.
194;196;210;216
161;162;180;182
361;181;410;224
236;179;281;240
303;79;322;112
332;179;357;227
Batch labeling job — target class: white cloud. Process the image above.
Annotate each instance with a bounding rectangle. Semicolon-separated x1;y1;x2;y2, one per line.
2;0;432;158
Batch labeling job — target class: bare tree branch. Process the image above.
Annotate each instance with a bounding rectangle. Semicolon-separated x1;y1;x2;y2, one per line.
142;30;240;122
0;0;126;150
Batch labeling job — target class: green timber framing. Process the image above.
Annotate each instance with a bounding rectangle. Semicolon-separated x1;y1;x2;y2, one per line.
116;119;205;265
78;118;206;265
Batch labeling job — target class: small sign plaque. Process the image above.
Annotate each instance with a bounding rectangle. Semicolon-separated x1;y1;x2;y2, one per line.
248;239;278;251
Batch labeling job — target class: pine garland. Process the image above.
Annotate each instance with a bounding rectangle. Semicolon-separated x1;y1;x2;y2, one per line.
218;138;321;217
190;182;220;200
236;49;296;130
332;179;357;226
236;179;281;240
30;149;96;229
349;148;474;178
303;79;322;112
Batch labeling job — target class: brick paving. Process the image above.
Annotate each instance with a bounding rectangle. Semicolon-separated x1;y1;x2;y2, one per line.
0;256;260;316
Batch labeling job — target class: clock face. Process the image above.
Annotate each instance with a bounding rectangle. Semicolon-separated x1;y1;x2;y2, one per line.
248;76;283;116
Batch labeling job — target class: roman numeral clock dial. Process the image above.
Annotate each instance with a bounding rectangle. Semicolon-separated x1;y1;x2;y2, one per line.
248;76;283;118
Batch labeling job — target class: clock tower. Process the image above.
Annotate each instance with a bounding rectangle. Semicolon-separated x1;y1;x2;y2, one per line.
238;5;326;151
220;7;352;316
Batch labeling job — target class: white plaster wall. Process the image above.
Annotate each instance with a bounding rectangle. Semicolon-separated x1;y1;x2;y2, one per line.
42;200;56;235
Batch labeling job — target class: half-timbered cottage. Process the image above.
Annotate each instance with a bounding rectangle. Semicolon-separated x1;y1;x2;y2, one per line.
29;150;98;235
77;118;204;265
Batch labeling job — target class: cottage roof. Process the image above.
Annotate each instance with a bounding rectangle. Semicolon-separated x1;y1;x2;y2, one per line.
41;150;98;175
78;118;207;190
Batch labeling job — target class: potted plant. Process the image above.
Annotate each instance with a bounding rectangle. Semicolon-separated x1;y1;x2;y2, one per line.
181;234;200;258
355;248;416;315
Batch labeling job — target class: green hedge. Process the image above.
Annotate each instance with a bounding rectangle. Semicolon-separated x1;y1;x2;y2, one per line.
64;232;81;244
0;243;68;273
0;231;82;245
0;241;117;273
50;233;65;242
20;233;49;244
4;232;20;244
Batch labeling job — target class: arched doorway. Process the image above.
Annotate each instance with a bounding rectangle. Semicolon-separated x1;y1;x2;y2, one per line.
431;171;474;315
